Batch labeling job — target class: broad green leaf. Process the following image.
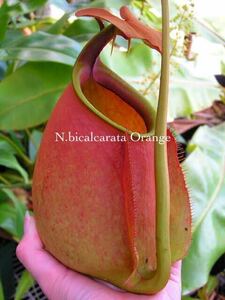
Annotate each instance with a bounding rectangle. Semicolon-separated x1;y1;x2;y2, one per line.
64;19;99;41
182;123;225;294
18;0;48;13
1;29;24;49
0;137;15;154
46;13;70;34
0;150;28;183
0;202;16;236
15;270;34;300
6;0;48;16
169;76;219;119
0;62;72;130
132;0;161;29
0;31;81;65
89;0;131;9
0;3;9;42
2;189;26;240
101;43;153;78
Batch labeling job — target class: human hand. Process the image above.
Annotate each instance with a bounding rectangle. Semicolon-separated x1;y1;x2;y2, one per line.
16;214;182;300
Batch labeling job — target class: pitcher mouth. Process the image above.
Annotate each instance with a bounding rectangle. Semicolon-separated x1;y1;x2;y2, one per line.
72;25;156;138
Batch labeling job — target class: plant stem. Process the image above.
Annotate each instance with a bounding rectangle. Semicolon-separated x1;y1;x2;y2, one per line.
154;0;171;288
156;3;170;137
129;0;171;292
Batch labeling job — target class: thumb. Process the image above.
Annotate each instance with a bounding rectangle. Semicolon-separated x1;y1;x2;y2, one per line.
16;213;68;296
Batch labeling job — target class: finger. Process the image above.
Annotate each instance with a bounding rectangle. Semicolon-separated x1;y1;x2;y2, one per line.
16;215;68;295
16;216;122;300
160;261;182;299
22;212;43;248
170;260;182;283
94;278;126;292
57;269;127;300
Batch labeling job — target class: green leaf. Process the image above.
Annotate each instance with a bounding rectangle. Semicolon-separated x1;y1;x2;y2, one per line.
0;150;28;183
101;43;153;78
89;0;131;9
0;62;72;130
18;0;48;13
132;0;161;29
0;3;9;42
1;29;24;49
64;19;99;41
170;78;219;119
46;13;70;35
170;66;220;118
2;189;26;240
182;123;225;294
15;270;34;300
7;0;48;16
0;137;16;154
0;191;26;239
0;31;81;65
0;202;16;236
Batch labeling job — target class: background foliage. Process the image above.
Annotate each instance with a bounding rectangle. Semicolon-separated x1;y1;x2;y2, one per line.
0;0;224;299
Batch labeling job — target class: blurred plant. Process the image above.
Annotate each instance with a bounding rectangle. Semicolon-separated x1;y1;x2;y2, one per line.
130;0;195;102
0;0;224;299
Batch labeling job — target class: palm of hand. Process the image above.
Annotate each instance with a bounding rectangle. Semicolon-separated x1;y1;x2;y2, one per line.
16;215;181;300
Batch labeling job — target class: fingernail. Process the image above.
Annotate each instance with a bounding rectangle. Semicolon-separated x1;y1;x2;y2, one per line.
25;210;30;218
24;210;31;234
